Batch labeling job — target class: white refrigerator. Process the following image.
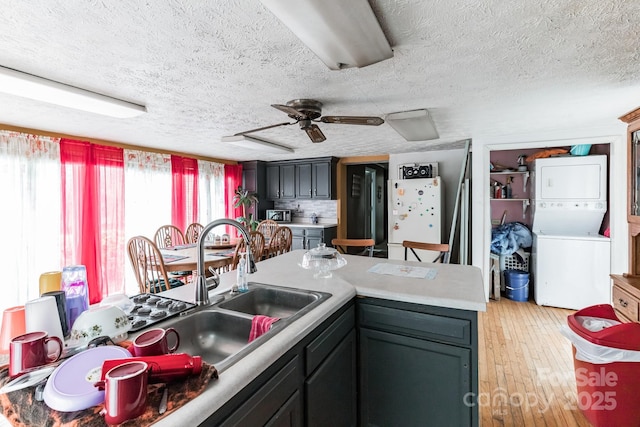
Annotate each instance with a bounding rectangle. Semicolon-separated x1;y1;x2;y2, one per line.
388;177;443;261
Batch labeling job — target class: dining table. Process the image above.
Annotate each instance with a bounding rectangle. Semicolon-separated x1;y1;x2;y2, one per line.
160;243;236;273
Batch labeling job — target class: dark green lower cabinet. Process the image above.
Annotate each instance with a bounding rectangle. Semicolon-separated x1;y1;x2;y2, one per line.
218;356;302;427
359;328;471;427
205;303;355;427
305;329;357;427
265;391;303;427
357;298;479;427
204;298;478;427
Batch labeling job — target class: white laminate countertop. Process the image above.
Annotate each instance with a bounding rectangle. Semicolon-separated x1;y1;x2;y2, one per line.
152;250;485;426
282;222;337;229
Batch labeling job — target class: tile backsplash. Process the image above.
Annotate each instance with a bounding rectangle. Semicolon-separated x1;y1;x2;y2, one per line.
274;200;337;223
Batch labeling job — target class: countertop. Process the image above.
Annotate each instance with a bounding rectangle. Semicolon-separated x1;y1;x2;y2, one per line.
153;251;485;426
281;222;337;229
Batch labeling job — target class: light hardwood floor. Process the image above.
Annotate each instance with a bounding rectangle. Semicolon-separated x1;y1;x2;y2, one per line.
479;299;592;426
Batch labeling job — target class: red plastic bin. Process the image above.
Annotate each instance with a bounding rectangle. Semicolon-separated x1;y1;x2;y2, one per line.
567;304;640;427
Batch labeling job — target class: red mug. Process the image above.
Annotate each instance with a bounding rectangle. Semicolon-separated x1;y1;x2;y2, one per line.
9;331;63;378
131;327;180;357
96;361;149;425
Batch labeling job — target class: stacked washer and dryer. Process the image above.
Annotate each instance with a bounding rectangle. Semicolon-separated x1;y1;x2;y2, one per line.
530;155;611;311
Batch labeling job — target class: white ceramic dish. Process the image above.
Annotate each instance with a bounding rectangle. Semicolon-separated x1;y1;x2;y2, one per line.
43;346;132;412
68;305;131;347
99;293;134;314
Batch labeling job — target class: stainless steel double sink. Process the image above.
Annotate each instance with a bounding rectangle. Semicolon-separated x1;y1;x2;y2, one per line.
154;283;331;372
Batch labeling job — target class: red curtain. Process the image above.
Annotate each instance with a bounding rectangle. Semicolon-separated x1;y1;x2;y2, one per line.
60;139;124;303
225;164;243;235
171;155;199;233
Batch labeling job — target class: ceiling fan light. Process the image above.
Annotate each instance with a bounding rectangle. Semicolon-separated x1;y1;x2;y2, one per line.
0;66;146;118
260;0;393;70
221;134;295;153
385;109;439;141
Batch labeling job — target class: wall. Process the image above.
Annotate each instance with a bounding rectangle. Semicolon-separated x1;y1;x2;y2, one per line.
274;199;337;223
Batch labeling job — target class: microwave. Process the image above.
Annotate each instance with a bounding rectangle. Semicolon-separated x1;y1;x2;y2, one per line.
266;209;291;223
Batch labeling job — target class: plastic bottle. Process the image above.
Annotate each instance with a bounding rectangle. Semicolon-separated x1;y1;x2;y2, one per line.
61;265;89;329
237;252;248;293
505;177;513;199
100;354;202;384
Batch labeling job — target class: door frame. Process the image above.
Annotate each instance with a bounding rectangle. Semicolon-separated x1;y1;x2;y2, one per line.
337;156;389;240
474;136;625;301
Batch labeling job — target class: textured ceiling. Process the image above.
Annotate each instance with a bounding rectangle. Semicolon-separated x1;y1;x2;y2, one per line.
1;0;639;161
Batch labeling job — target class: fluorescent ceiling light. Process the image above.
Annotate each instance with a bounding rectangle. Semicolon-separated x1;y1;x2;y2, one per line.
221;134;295;153
260;0;393;70
385;109;439;141
0;66;146;118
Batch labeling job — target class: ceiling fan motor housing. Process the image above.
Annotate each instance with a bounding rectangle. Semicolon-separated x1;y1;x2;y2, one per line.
286;99;323;120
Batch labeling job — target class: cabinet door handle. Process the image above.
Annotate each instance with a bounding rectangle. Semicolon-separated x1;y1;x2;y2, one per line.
619;298;629;308
314;188;317;196
309;189;312;196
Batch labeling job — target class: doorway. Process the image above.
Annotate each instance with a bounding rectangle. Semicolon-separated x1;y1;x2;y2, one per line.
484;140;617;302
345;163;388;253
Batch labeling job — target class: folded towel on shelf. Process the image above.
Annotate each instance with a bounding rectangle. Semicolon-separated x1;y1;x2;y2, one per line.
248;315;280;343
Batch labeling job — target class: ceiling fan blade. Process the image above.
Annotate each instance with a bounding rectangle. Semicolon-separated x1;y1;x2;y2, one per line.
320;115;384;126
271;104;307;119
305;124;326;143
235;121;293;135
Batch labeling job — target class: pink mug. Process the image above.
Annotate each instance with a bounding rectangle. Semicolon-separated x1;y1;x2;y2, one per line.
131;327;180;357
96;361;149;425
9;331;63;378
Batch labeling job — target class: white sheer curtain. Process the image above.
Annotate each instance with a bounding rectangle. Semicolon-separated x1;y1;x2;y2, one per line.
0;131;61;314
198;159;226;227
123;149;172;295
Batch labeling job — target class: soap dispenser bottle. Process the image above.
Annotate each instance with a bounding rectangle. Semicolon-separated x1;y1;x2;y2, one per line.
237;252;248;293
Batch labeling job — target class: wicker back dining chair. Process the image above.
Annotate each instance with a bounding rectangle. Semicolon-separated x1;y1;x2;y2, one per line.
184;222;204;244
331;238;376;257
402;240;450;263
257;220;279;241
154;224;186;249
231;231;266;270
127;236;185;294
269;226;293;258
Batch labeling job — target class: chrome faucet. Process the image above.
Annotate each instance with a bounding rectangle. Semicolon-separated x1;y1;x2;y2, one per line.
194;218;257;306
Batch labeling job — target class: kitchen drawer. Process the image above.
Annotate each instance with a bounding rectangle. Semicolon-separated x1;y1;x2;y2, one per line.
613;285;639;322
359;303;471;347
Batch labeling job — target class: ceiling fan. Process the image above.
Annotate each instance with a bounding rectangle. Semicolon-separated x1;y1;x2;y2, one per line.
230;99;384;143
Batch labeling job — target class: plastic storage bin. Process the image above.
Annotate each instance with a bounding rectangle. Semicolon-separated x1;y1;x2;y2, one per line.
498;252;529;292
504;270;529;301
570;144;592;156
562;304;640;427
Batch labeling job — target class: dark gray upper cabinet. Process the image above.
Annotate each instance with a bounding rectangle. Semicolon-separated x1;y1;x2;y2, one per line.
281;164;296;199
312;161;332;199
266;164;281;200
242;161;272;220
296;163;313;199
267;163;296;200
267;157;337;200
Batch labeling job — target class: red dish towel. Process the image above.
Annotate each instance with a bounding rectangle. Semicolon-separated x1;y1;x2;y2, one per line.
248;315;280;343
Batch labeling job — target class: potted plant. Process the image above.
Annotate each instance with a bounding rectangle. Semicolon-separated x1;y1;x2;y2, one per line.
233;186;259;231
